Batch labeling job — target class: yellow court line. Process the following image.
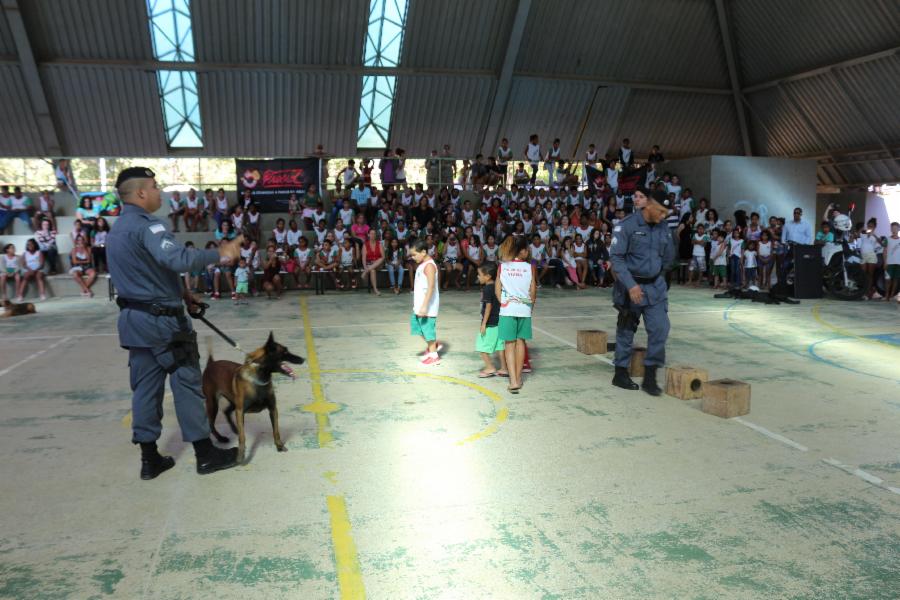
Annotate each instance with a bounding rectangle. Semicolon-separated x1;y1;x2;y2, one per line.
327;495;366;600
812;303;900;351
314;368;508;445
300;297;340;447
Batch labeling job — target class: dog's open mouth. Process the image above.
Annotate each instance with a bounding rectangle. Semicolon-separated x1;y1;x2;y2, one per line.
279;362;297;379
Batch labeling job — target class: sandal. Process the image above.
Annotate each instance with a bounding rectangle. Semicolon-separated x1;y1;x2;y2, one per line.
496;371;509;377
507;385;521;395
478;371;497;378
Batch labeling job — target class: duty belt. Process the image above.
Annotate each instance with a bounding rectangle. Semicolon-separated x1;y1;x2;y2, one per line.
633;274;660;285
116;297;184;317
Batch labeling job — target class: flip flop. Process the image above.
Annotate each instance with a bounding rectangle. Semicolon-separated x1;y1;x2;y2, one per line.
507;386;521;394
496;371;509;377
478;371;497;378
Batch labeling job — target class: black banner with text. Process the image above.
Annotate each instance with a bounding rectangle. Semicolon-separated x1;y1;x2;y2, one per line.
235;158;321;212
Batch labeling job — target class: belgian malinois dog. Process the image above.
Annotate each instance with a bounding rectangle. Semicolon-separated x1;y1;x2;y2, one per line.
202;332;304;463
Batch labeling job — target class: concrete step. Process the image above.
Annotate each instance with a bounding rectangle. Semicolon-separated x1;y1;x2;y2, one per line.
3;273;113;301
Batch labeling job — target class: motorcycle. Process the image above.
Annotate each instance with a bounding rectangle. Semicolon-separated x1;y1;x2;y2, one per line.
820;240;866;300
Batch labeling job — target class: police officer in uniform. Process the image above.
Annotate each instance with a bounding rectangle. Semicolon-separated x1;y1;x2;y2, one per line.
609;187;675;395
107;168;244;479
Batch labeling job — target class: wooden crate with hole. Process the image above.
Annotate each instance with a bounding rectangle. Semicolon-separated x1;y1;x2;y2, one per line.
576;330;608;355
665;366;709;400
628;347;647;377
701;379;751;418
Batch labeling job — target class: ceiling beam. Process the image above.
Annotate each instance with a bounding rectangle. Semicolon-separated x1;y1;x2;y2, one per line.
0;0;62;155
478;0;531;154
742;45;900;94
22;56;734;96
713;0;752;156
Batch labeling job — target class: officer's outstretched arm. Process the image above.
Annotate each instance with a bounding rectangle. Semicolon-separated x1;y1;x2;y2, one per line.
140;226;217;274
609;225;636;290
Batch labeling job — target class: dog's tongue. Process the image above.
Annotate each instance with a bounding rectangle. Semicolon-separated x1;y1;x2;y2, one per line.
279;362;296;379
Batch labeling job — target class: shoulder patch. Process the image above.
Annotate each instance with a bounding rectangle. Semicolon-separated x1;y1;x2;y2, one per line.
149;224;166;234
160;238;176;250
613;226;621;232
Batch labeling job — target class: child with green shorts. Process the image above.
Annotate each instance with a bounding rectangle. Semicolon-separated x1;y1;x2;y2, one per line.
233;257;250;305
496;236;536;394
410;239;441;366
475;263;507;378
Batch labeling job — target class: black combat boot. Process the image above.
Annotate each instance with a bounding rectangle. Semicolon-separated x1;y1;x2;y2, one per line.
641;365;663;396
611;366;639;390
193;439;239;475
139;442;175;480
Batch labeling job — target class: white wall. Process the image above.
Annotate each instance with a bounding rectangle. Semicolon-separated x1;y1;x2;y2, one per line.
710;156;817;225
865;192;900;237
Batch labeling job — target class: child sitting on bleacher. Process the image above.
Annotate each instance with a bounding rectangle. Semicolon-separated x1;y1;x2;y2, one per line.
2;243;21;302
293;236;313;289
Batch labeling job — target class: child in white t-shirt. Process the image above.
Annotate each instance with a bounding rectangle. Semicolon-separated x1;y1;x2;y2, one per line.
689;224;709;287
885;221;900;302
496;236;536;394
728;230;745;288
742;241;758;287
710;230;727;289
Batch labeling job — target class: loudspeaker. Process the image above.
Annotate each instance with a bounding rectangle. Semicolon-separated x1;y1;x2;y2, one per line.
792;244;823;299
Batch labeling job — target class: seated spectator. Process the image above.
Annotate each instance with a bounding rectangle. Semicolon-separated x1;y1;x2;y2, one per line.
167;191;183;231
91;217;110;274
35;219;59;275
0;186;32;233
292;236;313;289
215;220;237;242
76;196;99;238
183;189;201;231
33;190;56;231
212;188;229;230
202;241;223;299
316;239;339;289
336;237;358;290
261;243;284;299
69;235;97;298
17;239;46;301
2;243;22;301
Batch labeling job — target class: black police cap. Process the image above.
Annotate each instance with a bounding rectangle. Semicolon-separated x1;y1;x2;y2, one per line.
115;167;156;189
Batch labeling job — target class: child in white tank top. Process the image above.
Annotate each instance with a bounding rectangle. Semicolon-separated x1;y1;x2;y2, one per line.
410;240;441;365
496;237;536;394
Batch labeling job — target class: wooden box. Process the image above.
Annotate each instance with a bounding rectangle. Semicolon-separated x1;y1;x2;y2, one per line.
628;347;647;377
665;365;709;400
701;379;751;418
576;330;608;355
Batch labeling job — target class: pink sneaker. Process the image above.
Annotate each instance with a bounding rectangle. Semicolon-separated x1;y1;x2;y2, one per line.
419;344;444;356
420;352;440;366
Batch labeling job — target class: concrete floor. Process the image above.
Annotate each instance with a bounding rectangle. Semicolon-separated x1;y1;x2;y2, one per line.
0;287;898;599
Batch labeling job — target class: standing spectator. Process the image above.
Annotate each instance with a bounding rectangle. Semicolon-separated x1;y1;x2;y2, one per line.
361;229;385;296
742;240;758;288
17;239;46;301
497;138;513;185
586;229;609;286
385;237;405;294
648;145;665;164
33;190;56;231
757;230;774;289
54;159;77;194
689;223;709;287
859;218;880;300
91;217;110;273
728;228;745;288
618;138;633;168
781;207;813;246
884;221;900;302
544;138;562;186
167;191;183;232
35;219;59;274
710;230;727;289
245;203;261;242
524;134;542;187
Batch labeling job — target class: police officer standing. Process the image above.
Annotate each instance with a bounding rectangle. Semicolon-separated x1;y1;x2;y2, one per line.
609;187;675;395
107;168;244;479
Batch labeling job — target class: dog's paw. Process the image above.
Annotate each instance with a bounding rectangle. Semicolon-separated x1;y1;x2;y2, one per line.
276;444;288;452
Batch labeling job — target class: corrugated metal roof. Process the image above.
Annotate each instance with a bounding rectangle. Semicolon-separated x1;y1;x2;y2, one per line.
0;65;44;156
40;65;168;156
514;0;729;88
615;90;743;157
0;9;15;56
19;0;153;61
731;0;900;86
401;0;517;72
782;74;873;151
836;54;900;145
390;75;495;155
198;70;361;156
192;0;368;66
497;77;599;159
746;86;821;156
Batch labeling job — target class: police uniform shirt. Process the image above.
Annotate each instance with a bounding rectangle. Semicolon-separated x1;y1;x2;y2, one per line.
107;203;220;348
609;208;675;306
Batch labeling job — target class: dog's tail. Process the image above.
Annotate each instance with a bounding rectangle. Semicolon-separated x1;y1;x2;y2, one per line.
205;336;214;365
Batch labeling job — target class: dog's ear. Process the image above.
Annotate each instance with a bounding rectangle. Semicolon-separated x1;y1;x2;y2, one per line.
266;331;276;348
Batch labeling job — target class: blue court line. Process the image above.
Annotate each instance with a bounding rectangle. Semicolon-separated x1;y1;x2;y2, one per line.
722;302;900;384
